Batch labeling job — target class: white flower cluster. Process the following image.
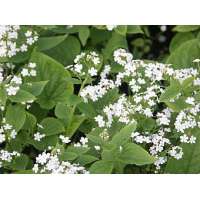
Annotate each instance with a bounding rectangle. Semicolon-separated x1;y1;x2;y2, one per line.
66;51;100;77
79;48;200;171
33;151;89;174
0;119;17;144
80;65;115;102
21;62;37;77
0;25;38;58
59;135;71;144
95;95;134;128
0;150;20;168
34;132;45;142
74;137;88;148
5;75;22;96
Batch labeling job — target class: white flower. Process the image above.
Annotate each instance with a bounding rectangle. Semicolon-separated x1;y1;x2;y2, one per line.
193;59;200;63
185;97;195;105
21;68;29;77
94;115;105;127
74;64;83;73
180;134;189;143
0;133;5;144
94;145;101;151
34;132;45;141
28;62;36;68
189;136;196;144
88;67;97;76
6;85;19;96
10;129;17;139
59;135;71;144
106;25;117;31
143;108;153;117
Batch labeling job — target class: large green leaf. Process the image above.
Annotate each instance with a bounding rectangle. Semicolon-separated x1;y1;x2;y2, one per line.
89;160;114;174
165;128;200;173
173;25;200;32
40;117;65;136
103;32;128;60
8;89;36;103
119;143;155;165
160;79;181;102
78;26;90;46
44;36;81;66
169;32;194;53
30;51;73;109
37;34;68;51
111;121;137;146
167;39;200;68
5;104;26;131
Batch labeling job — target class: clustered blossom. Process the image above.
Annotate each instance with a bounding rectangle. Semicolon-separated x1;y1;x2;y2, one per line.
32;151;89;174
0;150;20;168
0;119;17;144
21;62;37;77
1;62;37;100
95;95;135;128
0;25;38;58
74;137;88;148
80;48;200;171
59;135;71;144
34;132;45;142
66;51;101;77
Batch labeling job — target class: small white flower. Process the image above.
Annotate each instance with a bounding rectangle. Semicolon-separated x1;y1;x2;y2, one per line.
185;97;195;105
88;67;97;76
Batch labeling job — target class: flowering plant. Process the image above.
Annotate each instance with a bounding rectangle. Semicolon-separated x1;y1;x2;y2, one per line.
1;25;200;174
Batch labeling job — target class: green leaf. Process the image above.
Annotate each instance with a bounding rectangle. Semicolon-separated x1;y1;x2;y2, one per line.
119;143;155;165
103;32;128;60
167;39;200;68
169;32;195;53
89;160;114;174
78;26;90;46
22;112;37;131
30;135;58;151
6;104;26;131
0;85;7;106
9;89;36;103
111;121;137;146
40;117;65;136
55;103;71;119
21;81;48;96
165;128;200;173
37;34;68;51
30;51;73;109
44;36;81;66
67;115;86;137
159;79;181;102
11;154;29;171
115;26;127;36
173;25;200;32
76;155;98;166
127;25;143;34
59;151;78;161
77;102;97;118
